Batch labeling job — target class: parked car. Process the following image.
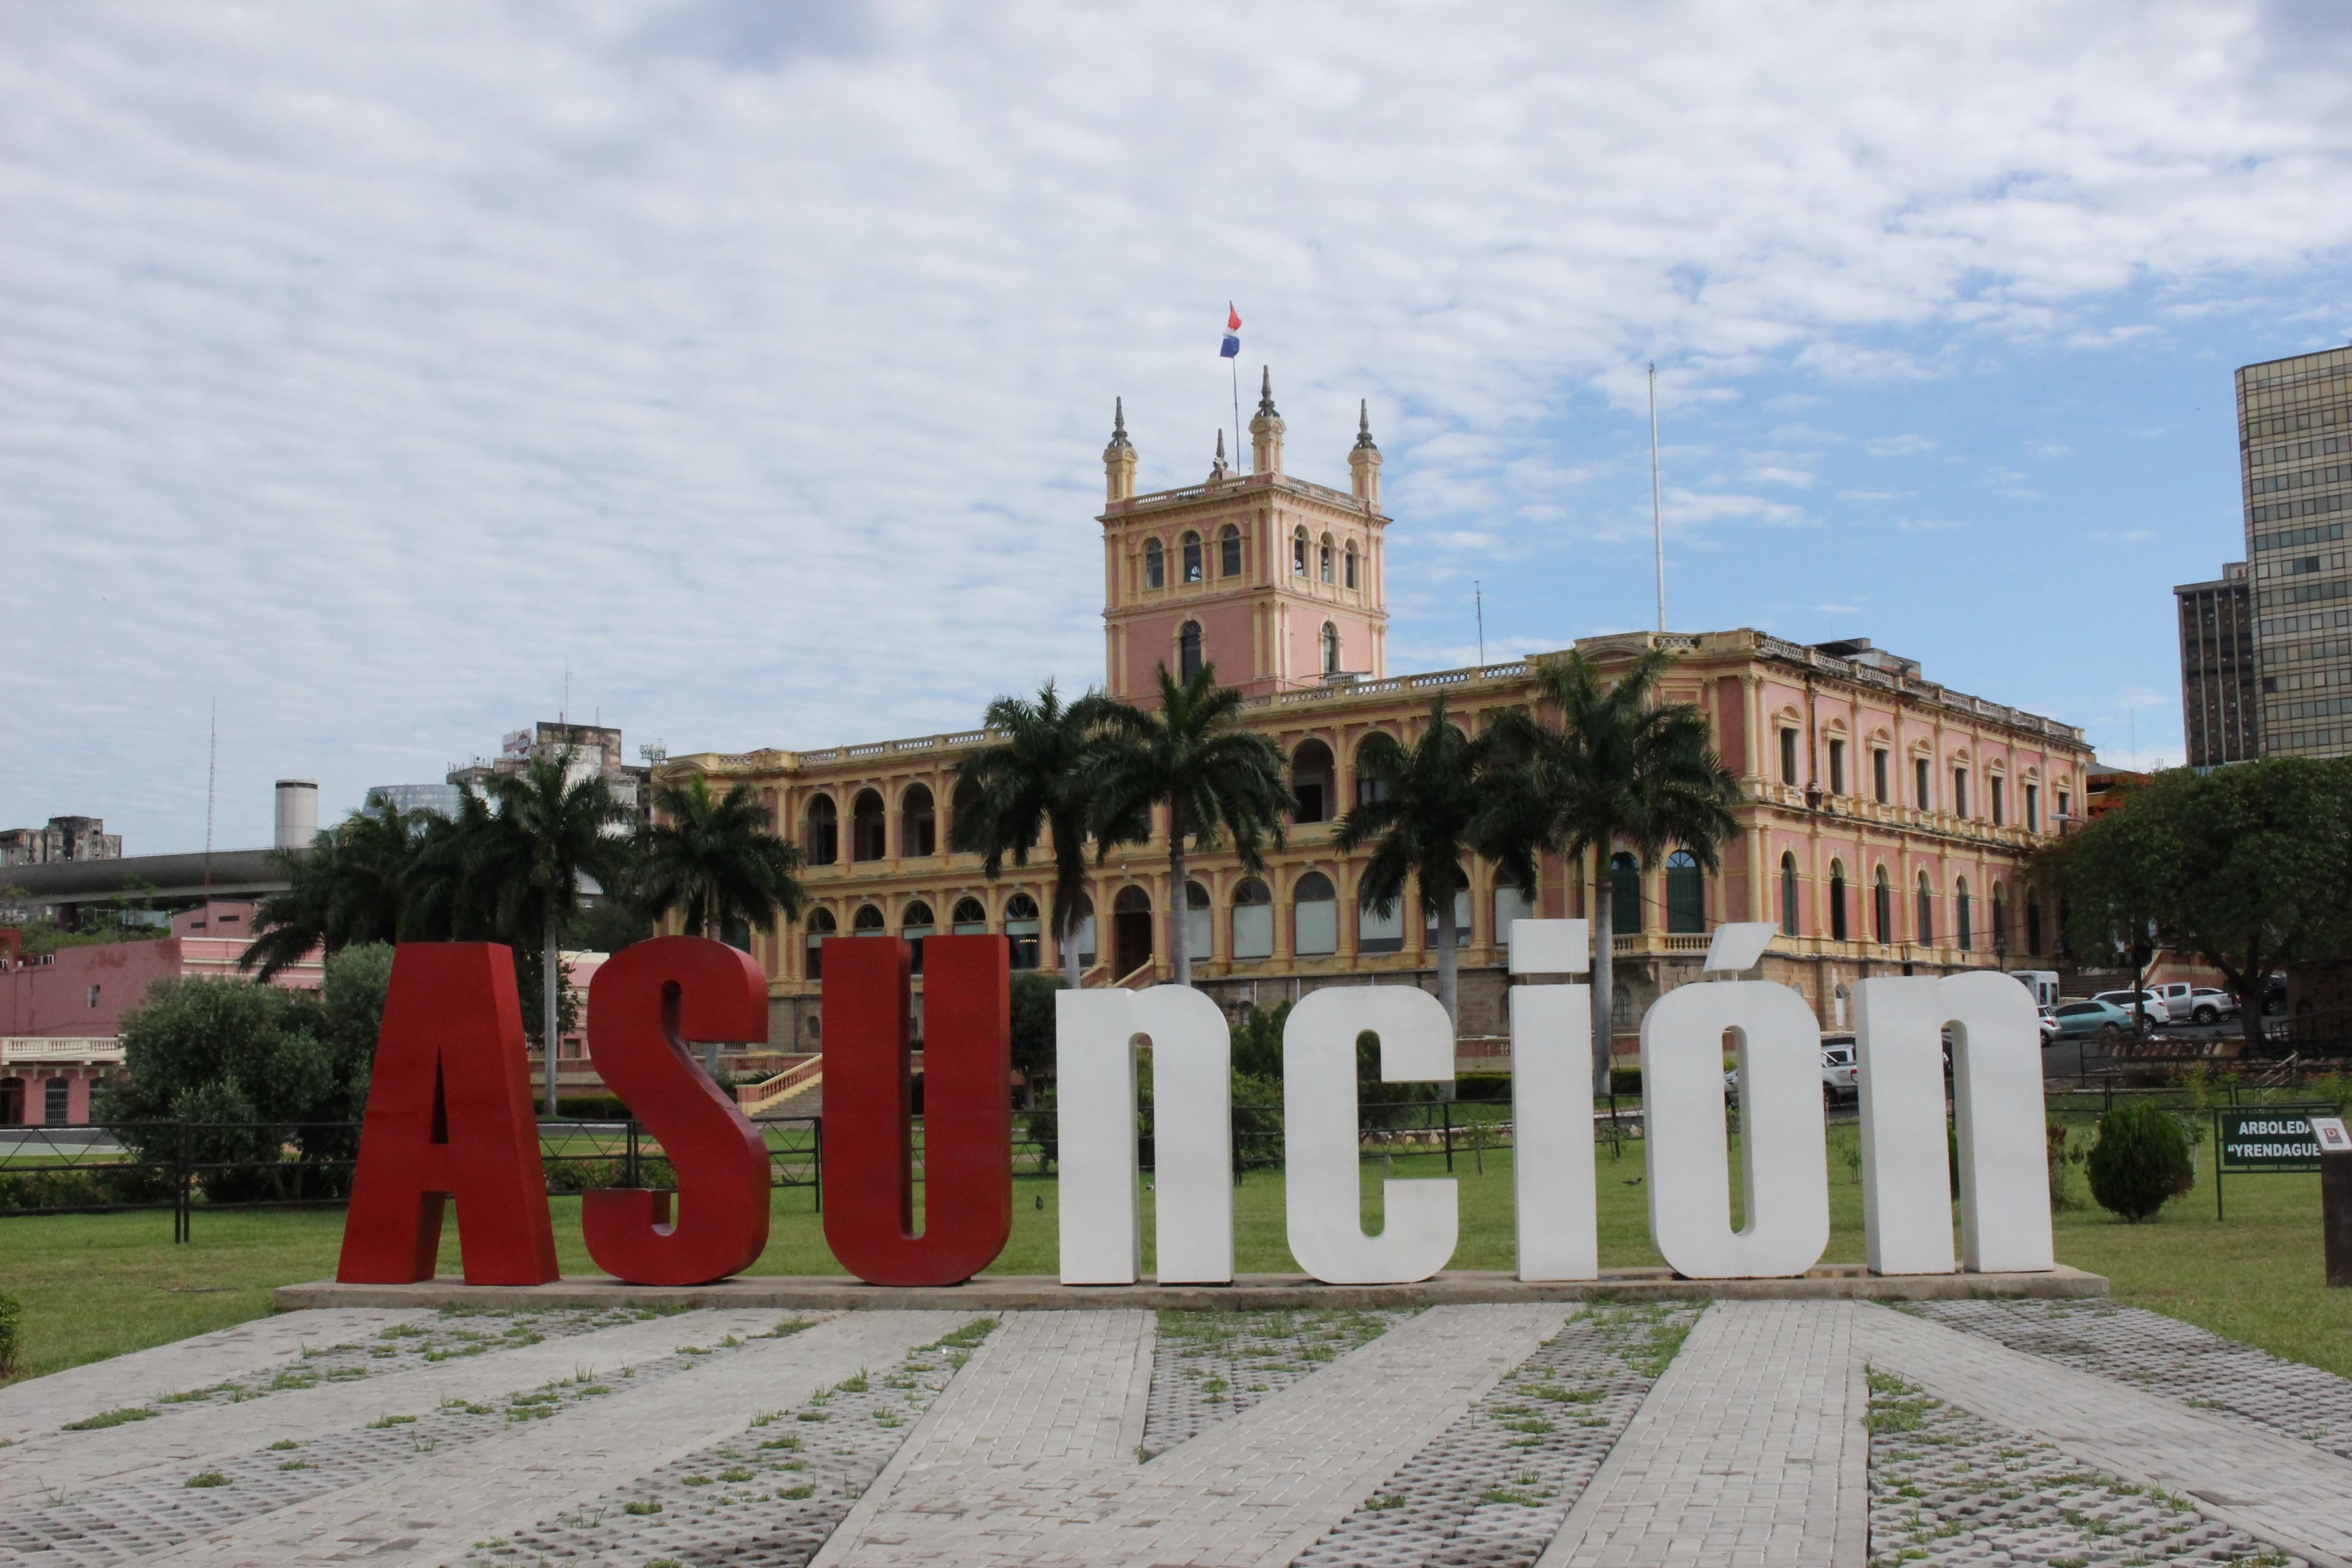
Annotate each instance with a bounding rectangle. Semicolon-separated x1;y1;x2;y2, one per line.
2049;998;2136;1038
2038;1009;2062;1046
2090;989;2172;1025
1723;1038;1860;1107
2185;987;2240;1024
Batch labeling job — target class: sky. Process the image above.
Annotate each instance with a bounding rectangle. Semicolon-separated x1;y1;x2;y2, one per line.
5;1;2350;854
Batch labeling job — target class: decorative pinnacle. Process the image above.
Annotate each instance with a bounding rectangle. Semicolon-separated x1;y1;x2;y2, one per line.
1211;428;1229;474
1354;398;1377;451
1256;365;1280;419
1107;396;1131;450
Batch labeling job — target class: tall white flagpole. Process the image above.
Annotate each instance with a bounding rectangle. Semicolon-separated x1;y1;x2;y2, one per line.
1649;362;1666;634
1231;358;1242;472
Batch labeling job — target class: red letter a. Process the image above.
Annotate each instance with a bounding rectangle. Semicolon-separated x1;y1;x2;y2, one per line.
337;944;560;1285
581;937;772;1285
821;934;1011;1286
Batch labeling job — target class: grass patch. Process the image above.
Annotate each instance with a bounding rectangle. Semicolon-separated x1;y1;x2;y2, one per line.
183;1470;229;1488
62;1406;156;1430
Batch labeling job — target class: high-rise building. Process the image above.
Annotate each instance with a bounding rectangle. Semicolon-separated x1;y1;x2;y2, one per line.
2174;560;2260;768
2239;345;2352;758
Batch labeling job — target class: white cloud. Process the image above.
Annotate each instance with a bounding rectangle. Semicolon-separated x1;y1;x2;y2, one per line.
1868;434;1942;457
4;0;2349;846
1744;465;1816;489
1815;601;1861;614
2090;528;2156;543
1837;488;1904;502
1895;518;1965;532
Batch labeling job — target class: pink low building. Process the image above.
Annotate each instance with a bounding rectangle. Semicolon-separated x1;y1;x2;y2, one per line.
0;925;322;1126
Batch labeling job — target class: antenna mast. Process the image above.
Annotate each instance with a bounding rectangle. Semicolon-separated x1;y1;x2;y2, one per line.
1649;362;1666;634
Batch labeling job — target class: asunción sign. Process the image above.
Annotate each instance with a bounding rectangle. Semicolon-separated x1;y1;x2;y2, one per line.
334;921;2056;1291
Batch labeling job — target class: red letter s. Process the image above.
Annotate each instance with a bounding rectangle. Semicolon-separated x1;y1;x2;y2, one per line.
337;944;560;1286
581;937;772;1285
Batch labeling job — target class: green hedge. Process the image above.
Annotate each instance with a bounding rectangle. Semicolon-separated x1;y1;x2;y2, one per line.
542;1156;677;1194
0;1164;178;1212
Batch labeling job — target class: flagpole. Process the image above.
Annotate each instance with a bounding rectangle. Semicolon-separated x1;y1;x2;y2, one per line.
1231;358;1242;473
1649;362;1665;634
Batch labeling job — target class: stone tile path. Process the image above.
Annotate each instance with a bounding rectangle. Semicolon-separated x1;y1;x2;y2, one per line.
4;1296;2348;1568
1855;1300;2352;1567
1535;1301;1868;1567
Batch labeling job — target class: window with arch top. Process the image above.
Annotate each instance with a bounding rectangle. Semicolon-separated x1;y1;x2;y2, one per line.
1828;859;1847;940
1874;865;1893;943
1004;892;1041;970
852;903;886;935
1220;523;1243;578
804;907;836;979
804;794;838;865
1321;622;1341;674
1294;870;1338;955
1344;541;1359;589
1182;531;1203;583
903;900;935;973
1915;872;1934;943
1665;850;1705;934
850;790;886;862
1611;851;1641;933
1779;851;1799;937
1292;527;1309;576
951;895;987;934
1144;537;1165;589
1956;878;1972;951
1319;534;1333;582
900;783;935;858
1232;877;1273;959
1179;620;1204;682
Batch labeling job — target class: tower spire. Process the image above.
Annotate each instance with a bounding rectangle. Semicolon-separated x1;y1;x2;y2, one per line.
1210;428;1229;479
1102;395;1138;503
1256;364;1279;418
1109;396;1130;449
1348;395;1383;508
1248;366;1286;474
1354;398;1376;450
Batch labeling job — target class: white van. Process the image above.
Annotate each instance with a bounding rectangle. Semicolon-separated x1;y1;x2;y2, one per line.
2008;970;2062;1011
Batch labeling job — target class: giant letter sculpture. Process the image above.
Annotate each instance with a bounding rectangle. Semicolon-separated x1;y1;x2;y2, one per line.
1855;971;2052;1274
1284;986;1457;1284
822;934;1012;1286
581;937;772;1285
1642;977;1829;1278
337;944;560;1285
1510;921;1598;1281
1055;984;1234;1285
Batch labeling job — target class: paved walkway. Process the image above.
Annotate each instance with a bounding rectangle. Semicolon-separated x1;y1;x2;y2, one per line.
813;1304;1564;1567
1536;1302;1866;1568
1855;1300;2352;1567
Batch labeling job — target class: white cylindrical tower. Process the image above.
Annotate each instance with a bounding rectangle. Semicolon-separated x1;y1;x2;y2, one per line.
274;779;320;850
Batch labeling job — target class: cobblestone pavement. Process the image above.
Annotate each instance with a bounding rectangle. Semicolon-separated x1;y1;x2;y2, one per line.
1140;1307;1411;1458
0;1308;796;1509
1909;1298;2352;1463
1855;1302;2352;1567
0;1310;431;1446
811;1303;1566;1567
1864;1368;2305;1567
1536;1300;1868;1568
1296;1303;1703;1568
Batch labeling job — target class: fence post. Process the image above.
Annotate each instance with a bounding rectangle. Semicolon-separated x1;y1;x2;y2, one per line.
1441;1099;1453;1173
811;1115;823;1214
175;1118;190;1245
625;1118;639;1189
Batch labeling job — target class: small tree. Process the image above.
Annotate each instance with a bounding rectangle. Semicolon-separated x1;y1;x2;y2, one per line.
2084;1101;2193;1222
1008;970;1063;1106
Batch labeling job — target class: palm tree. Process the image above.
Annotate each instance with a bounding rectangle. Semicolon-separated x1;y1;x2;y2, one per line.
635;774;805;1074
240;796;423;979
1088;662;1289;986
475;753;635;1116
1485;648;1741;1095
948;680;1128;988
1336;695;1525;1028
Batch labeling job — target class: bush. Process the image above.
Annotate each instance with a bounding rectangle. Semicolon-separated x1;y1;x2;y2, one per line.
0;1163;177;1213
541;1156;676;1194
2086;1101;2193;1222
556;1095;633;1121
1609;1066;1642;1097
1455;1073;1511;1102
0;1291;21;1379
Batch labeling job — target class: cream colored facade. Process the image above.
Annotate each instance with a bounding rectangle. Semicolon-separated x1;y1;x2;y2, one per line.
666;394;2094;1054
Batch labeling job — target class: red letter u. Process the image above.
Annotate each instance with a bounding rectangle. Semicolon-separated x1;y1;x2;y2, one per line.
821;934;1011;1286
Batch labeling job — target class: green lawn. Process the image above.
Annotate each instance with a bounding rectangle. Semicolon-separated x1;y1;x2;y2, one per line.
2;1121;2344;1383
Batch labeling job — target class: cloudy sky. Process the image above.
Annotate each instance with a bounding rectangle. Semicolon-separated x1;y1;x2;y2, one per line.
6;1;2350;853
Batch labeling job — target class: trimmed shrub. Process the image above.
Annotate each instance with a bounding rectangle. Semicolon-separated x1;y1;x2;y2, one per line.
0;1290;20;1379
2085;1101;2193;1222
1455;1074;1511;1102
1608;1066;1642;1097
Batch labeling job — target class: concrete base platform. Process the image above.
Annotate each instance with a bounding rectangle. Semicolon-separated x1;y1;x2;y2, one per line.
276;1264;2106;1313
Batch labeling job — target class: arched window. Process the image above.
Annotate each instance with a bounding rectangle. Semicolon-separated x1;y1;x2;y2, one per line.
951;896;987;934
947;777;980;848
1179;620;1203;682
1611;851;1642;933
1423;865;1472;948
851;790;886;861
804;794;839;865
1915;872;1934;944
1353;733;1391;806
1291;738;1336;823
2026;892;2043;954
1182;531;1204;583
1779;851;1800;937
1071;891;1096;968
1494;882;1535;949
1109;886;1151;976
804;907;836;979
1319;533;1334;582
1874;867;1893;943
1294;871;1338;955
1322;622;1341;674
903;900;935;974
1185;881;1213;959
1005;892;1042;970
1292;526;1309;576
852;903;886;935
1665;850;1705;934
1956;878;1972;952
1828;859;1847;941
1220;524;1243;578
1359;875;1404;952
1232;877;1274;960
1344;542;1359;589
901;783;936;858
1991;883;2007;951
1144;537;1165;589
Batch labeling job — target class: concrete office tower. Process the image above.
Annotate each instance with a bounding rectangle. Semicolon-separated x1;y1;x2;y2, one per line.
2174;561;2260;768
2239;345;2352;758
274;778;320;850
